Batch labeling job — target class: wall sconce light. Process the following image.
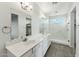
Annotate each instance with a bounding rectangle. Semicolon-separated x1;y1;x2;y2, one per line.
20;2;33;12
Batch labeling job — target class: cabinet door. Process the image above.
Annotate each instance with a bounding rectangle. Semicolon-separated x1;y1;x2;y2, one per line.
22;49;33;57
47;39;51;48
34;42;43;57
7;50;15;57
30;54;35;57
42;39;48;56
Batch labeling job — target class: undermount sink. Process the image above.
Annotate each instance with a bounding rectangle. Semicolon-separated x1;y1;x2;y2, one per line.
26;40;36;43
22;40;36;45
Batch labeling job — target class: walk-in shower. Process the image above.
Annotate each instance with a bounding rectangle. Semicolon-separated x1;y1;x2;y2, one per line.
40;15;69;44
49;15;69;43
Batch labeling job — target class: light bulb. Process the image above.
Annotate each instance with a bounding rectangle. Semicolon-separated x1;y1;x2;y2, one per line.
20;2;33;11
29;5;32;9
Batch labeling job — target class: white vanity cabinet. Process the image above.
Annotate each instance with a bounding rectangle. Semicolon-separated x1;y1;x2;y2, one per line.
21;49;33;57
7;50;16;57
42;38;51;56
22;41;43;57
6;35;51;57
42;39;48;56
33;37;51;57
33;42;43;57
47;38;51;48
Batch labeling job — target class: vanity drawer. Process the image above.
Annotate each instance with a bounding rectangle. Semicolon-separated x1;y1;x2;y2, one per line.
22;49;33;57
30;54;35;57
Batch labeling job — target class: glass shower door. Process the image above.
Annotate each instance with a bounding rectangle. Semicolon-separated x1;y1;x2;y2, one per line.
40;19;49;34
49;16;68;42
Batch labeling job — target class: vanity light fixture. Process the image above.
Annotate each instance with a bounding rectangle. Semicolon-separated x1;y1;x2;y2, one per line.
52;2;58;4
20;2;33;11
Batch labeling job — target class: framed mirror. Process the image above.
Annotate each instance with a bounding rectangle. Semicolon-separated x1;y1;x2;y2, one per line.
26;15;32;36
11;13;19;40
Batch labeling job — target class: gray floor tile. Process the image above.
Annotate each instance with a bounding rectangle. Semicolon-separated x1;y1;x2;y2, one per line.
45;42;75;57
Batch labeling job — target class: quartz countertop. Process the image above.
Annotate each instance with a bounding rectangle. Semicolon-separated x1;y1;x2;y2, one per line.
6;34;44;57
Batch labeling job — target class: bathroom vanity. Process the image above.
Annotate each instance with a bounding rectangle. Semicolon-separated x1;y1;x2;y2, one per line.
6;34;51;57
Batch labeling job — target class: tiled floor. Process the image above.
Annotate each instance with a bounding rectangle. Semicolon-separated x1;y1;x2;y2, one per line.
45;42;75;57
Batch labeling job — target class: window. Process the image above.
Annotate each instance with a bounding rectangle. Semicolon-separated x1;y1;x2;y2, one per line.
50;17;65;25
49;15;68;40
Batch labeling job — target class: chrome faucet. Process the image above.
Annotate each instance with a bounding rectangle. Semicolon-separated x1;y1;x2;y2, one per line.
21;36;27;42
22;38;27;42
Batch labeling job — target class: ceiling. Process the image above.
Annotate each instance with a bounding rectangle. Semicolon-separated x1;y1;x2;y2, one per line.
37;2;74;17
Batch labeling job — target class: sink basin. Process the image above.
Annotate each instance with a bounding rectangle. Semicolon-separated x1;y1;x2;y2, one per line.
27;40;36;43
23;40;36;45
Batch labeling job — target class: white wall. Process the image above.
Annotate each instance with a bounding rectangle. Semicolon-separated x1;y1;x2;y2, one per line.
0;3;11;56
48;14;71;45
0;2;41;57
31;3;40;36
0;2;30;56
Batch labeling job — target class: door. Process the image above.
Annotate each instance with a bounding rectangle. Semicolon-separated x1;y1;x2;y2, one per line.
34;42;43;57
70;7;76;49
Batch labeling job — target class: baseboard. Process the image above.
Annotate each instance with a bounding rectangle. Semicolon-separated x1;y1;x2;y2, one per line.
50;39;70;46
